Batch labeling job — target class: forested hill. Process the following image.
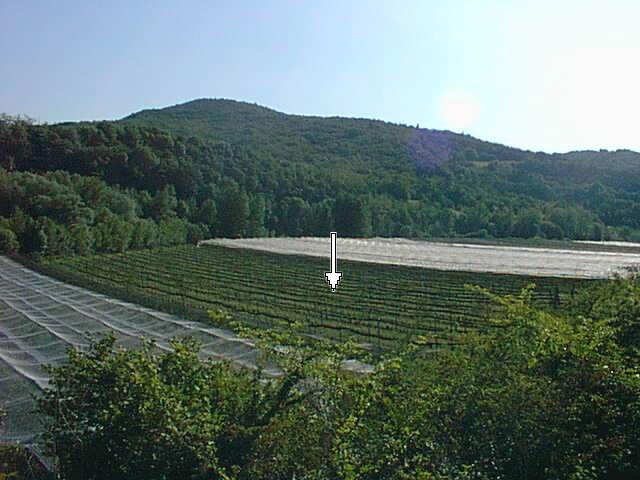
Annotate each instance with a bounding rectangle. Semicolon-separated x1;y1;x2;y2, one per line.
2;99;640;257
126;98;640;190
124;98;534;173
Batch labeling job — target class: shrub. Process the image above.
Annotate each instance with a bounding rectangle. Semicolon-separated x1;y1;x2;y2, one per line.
0;227;18;253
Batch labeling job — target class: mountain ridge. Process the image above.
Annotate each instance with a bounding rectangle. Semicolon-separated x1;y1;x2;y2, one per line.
123;97;640;159
123;98;541;173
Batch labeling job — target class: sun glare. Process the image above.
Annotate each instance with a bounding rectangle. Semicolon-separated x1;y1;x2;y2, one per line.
438;90;479;131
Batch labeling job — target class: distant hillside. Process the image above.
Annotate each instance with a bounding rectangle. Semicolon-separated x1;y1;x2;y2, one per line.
124;98;640;188
3;98;640;258
124;99;535;173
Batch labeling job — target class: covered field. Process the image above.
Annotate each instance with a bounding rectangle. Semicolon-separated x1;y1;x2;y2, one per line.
205;237;640;278
0;256;262;443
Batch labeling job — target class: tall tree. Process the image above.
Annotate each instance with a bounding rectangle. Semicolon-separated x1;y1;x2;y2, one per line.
216;183;249;238
334;195;371;237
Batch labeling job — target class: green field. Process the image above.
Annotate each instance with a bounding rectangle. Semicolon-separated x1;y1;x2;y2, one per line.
43;245;593;351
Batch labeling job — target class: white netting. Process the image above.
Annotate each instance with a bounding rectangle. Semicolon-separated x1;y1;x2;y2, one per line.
0;256;269;443
203;237;640;278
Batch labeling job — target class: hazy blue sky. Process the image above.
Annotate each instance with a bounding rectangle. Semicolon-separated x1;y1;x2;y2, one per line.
2;1;640;153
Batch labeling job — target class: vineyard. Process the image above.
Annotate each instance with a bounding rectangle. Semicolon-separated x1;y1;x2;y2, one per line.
44;244;593;351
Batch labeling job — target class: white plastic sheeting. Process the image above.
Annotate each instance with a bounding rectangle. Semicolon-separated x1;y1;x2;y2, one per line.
204;237;640;279
0;256;266;443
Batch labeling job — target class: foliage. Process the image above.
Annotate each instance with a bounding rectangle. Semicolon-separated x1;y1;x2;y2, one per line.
39;337;226;479
4;102;640;258
0;169;201;256
0;445;51;480
37;277;640;479
0;227;18;253
38;329;358;480
125;99;640;240
570;275;640;357
333;288;640;479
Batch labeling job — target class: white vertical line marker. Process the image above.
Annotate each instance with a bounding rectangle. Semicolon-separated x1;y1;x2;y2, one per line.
325;231;342;291
330;232;337;272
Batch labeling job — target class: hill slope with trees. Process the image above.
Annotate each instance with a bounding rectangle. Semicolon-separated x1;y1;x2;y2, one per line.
2;99;640;256
125;99;640;240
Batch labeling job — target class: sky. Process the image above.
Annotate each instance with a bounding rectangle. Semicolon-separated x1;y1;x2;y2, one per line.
2;0;640;153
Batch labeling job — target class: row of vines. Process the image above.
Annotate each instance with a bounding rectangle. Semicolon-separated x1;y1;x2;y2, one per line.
44;245;592;351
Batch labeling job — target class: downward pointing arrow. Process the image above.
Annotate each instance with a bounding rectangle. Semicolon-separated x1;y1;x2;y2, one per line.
325;232;342;291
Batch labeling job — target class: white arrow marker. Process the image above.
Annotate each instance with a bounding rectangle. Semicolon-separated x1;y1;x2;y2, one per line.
325;231;342;291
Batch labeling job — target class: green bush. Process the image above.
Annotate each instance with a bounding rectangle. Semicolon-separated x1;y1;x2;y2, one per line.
0;227;18;253
38;331;350;480
333;288;640;479
37;281;640;479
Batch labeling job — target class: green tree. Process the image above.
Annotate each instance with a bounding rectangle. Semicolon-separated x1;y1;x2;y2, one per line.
39;338;229;480
147;186;177;220
305;200;334;236
513;208;542;238
93;209;133;252
68;223;93;255
156;217;189;246
333;287;640;479
216;184;249;238
279;196;308;236
37;218;72;256
540;220;564;239
334;195;371;237
38;328;354;480
129;218;158;249
489;207;514;237
186;223;206;244
0;227;18;253
196;198;217;229
246;195;267;237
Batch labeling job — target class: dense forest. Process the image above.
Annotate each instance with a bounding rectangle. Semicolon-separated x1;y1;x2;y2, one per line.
3;99;640;256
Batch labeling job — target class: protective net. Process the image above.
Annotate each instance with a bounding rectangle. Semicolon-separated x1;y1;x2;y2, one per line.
205;237;640;278
0;256;268;444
